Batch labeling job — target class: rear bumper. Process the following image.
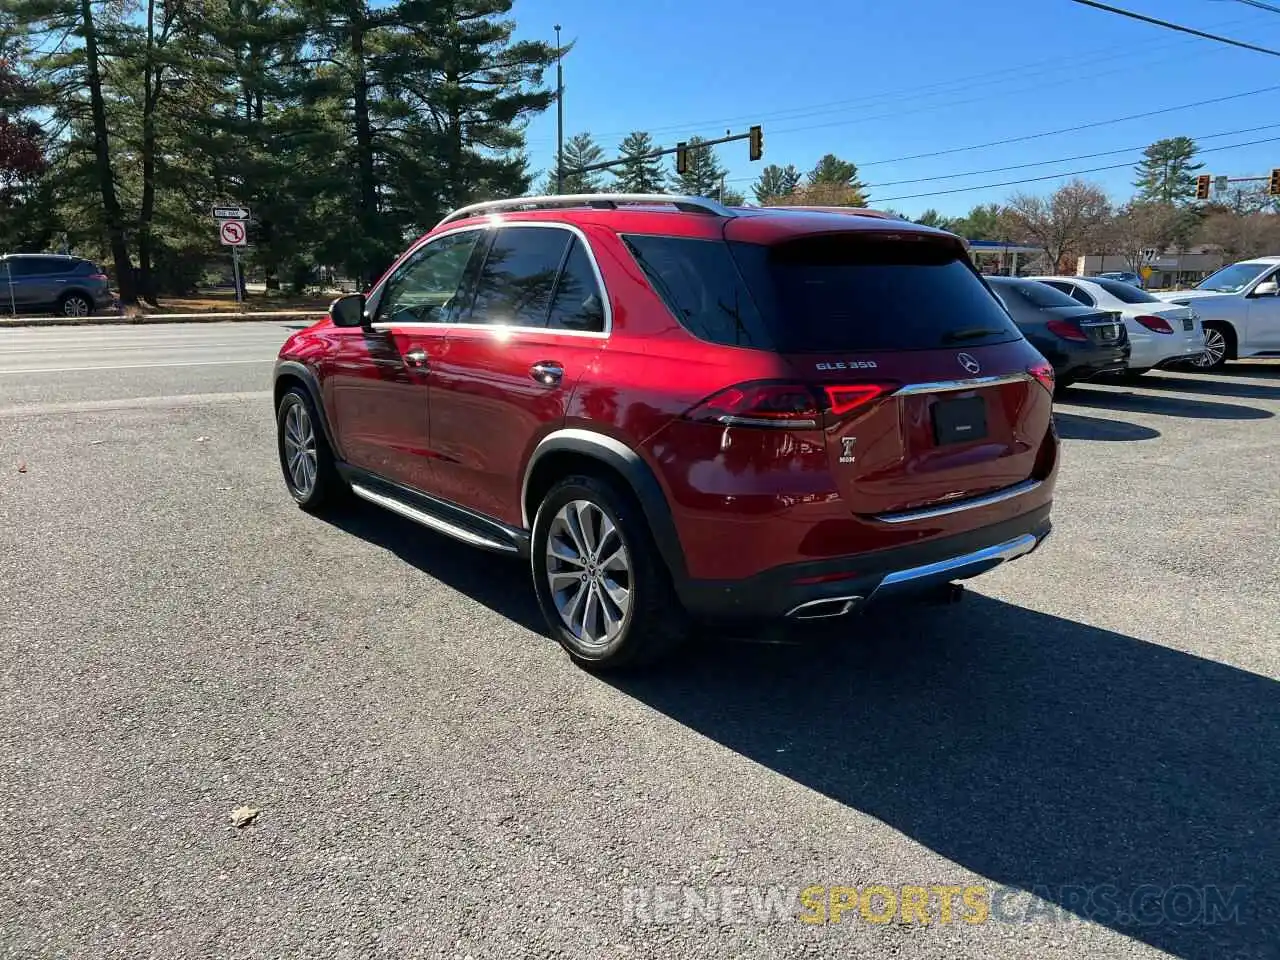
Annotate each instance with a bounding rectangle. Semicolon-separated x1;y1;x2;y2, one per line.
675;502;1052;620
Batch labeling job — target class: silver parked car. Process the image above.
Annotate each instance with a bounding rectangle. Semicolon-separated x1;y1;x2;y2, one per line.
1;254;115;317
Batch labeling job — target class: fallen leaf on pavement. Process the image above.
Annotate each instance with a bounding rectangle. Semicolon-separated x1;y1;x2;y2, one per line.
17;463;26;473
230;805;259;828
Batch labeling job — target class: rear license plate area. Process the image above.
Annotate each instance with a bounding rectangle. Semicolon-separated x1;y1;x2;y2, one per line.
933;396;988;446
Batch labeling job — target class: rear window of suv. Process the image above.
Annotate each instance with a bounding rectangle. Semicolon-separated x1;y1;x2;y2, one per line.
624;233;1021;353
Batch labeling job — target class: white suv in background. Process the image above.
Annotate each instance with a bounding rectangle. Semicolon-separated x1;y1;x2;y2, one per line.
1152;257;1280;370
1030;275;1205;376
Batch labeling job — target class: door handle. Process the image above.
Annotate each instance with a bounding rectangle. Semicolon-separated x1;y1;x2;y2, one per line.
530;361;564;385
405;347;429;369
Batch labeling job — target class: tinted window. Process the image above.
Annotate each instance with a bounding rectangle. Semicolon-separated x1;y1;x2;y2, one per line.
6;257;67;277
377;230;481;325
1092;277;1161;303
469;226;572;327
623;235;770;348
989;278;1080;309
547;238;605;332
1196;262;1268;293
1067;286;1094;306
731;235;1022;352
1041;280;1073;295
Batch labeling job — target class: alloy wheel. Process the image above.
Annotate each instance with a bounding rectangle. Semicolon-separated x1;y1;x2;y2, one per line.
1192;327;1227;368
282;401;318;497
62;296;90;317
545;499;632;648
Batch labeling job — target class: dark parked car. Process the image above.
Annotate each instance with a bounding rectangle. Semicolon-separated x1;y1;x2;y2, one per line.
274;194;1058;670
987;276;1130;387
0;254;114;317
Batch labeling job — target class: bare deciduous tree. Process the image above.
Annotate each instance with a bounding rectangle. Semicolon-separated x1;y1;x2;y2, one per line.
1000;179;1111;274
1105;201;1182;272
1197;211;1280;262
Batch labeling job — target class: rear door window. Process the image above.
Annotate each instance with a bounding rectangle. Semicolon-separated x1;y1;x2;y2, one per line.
467;226;572;327
729;234;1022;352
547;238;606;332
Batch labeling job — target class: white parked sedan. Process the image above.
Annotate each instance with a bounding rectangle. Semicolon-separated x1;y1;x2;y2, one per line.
1028;276;1206;375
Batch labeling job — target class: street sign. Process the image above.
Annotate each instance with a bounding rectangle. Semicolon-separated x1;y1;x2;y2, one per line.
1214;175;1229;194
212;204;250;220
219;219;247;246
1140;265;1154;281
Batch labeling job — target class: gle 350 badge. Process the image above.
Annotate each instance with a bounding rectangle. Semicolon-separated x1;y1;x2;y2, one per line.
815;360;878;371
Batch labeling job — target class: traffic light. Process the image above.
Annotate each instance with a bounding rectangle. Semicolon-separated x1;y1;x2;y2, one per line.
749;125;763;162
1195;174;1211;201
1270;168;1280;197
675;141;688;176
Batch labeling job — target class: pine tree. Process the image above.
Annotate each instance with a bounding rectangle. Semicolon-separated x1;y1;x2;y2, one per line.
1134;137;1203;206
805;153;868;206
552;132;606;193
752;163;801;205
613;131;664;194
670;136;725;197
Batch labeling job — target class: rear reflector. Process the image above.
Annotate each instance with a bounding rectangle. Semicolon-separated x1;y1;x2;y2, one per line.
87;273;108;281
1028;361;1055;395
1046;319;1088;342
1135;314;1175;334
823;383;897;417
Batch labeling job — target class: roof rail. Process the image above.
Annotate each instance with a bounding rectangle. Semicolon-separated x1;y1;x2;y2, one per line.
435;194;735;229
766;206;908;221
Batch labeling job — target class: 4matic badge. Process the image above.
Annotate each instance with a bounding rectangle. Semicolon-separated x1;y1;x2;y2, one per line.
839;437;857;464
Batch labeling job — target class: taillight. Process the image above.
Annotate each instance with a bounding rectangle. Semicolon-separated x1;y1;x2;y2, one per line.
1028;361;1055;395
823;383;897;417
685;382;823;428
685;380;899;429
1134;314;1174;334
1046;318;1088;342
88;273;108;280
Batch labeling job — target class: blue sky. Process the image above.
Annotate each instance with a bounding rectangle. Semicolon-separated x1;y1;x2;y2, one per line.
512;0;1280;216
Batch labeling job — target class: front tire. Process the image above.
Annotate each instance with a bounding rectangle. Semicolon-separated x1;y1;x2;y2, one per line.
1191;323;1232;371
276;388;344;512
531;474;688;671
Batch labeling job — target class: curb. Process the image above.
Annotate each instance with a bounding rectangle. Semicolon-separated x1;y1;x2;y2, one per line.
0;310;328;329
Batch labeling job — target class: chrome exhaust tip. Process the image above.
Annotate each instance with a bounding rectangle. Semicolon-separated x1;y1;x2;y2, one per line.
786;596;862;620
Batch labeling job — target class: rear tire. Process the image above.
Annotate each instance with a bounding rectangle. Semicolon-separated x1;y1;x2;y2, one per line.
58;293;93;318
276;387;345;512
1191;323;1232;372
531;474;689;671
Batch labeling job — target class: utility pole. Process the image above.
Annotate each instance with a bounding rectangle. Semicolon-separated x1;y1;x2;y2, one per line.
555;24;564;194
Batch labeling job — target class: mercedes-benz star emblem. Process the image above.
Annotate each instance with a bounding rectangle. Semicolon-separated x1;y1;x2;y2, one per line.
957;352;981;375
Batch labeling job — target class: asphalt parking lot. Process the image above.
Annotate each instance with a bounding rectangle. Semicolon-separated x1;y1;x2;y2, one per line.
1;323;1277;960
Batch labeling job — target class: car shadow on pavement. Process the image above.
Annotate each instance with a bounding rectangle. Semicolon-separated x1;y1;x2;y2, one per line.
1052;412;1160;442
1134;372;1280;402
319;500;547;636
608;596;1279;960
1061;386;1273;420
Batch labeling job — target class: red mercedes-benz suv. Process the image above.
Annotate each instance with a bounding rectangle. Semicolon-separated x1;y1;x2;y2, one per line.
274;194;1057;670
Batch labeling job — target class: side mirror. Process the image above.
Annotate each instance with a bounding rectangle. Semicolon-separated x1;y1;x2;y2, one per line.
330;293;367;327
1252;280;1279;297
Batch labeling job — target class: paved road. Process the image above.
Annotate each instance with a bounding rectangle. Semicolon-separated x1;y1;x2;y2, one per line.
1;323;1277;959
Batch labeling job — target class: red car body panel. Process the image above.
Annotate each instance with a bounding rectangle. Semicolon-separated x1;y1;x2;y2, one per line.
277;202;1058;613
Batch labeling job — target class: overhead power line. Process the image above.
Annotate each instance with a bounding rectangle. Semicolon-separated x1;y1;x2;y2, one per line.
870;133;1280;203
857;82;1280;167
1067;0;1280;56
861;122;1280;187
1213;0;1280;13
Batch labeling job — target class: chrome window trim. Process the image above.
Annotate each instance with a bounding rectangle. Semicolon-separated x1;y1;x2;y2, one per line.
367;220;612;336
870;479;1043;524
894;373;1032;396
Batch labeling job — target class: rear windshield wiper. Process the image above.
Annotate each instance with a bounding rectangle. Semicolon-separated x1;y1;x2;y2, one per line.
942;327;1006;342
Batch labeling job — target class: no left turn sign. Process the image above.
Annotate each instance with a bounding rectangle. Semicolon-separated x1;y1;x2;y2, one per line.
219;219;247;246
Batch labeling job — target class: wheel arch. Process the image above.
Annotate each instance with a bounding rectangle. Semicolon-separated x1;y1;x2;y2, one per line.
273;360;344;460
522;429;687;582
